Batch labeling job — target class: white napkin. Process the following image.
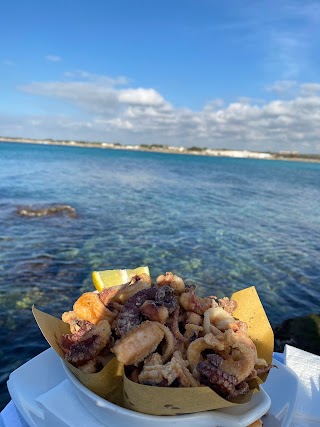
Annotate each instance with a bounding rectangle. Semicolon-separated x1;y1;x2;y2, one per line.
0;401;28;427
285;344;320;426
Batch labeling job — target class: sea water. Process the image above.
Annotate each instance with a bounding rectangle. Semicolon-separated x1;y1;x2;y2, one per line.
0;141;319;408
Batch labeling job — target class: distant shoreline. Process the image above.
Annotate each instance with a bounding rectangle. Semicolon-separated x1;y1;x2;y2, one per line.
1;136;320;163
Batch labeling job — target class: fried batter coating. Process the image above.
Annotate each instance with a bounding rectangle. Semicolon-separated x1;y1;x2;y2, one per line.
187;333;225;376
170;351;199;387
78;359;98;373
114;274;152;304
154;322;175;362
59;271;271;400
99;285;126;306
156;272;185;294
187;328;257;385
62;313;94;335
179;287;212;315
140;301;169;323
203;306;248;335
170;306;188;343
61;320;111;365
218;297;238;314
116;285;176;337
220;329;257;383
203;306;234;335
73;292;116;324
116;287;158;336
138;351;199;387
111;321;165;365
184;324;204;340
62;310;78;324
144;352;163;367
186;311;203;326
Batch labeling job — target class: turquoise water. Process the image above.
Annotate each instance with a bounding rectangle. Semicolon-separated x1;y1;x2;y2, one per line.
0;141;320;408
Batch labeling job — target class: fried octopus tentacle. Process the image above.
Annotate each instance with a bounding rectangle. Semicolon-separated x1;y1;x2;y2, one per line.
198;353;251;399
62;320;111;365
154;285;177;314
116;287;158;336
196;354;238;397
170;306;188;343
116;285;176;336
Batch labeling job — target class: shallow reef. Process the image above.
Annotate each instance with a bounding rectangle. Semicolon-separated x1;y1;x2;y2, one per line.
16;204;77;218
274;313;320;356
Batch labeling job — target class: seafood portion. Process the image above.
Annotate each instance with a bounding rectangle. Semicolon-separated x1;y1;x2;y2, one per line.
59;271;273;399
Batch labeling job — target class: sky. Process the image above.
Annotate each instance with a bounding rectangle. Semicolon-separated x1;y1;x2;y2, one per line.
1;0;320;153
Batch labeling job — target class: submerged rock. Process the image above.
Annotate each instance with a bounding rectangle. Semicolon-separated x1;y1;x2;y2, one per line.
17;204;77;218
274;313;320;356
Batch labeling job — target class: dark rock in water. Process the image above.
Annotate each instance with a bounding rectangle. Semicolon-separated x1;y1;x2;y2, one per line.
17;204;77;218
274;313;320;356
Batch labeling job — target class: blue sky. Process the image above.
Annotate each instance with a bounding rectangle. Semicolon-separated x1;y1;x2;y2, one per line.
1;0;320;152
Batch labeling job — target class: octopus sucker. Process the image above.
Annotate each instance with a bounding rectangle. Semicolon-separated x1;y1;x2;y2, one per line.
196;354;237;397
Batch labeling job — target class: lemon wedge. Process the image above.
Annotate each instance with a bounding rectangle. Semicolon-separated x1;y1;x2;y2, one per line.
92;266;150;292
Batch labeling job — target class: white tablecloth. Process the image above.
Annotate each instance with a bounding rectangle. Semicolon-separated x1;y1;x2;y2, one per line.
1;346;319;427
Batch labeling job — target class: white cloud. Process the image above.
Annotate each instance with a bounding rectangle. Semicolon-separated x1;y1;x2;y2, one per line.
45;55;62;62
64;70;129;86
266;80;298;96
300;83;320;97
3;73;320;153
118;88;165;106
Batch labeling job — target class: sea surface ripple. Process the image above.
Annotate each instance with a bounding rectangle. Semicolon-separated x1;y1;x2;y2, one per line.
0;142;320;408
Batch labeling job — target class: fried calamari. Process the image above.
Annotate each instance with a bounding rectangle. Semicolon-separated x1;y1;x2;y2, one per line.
59;271;273;400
